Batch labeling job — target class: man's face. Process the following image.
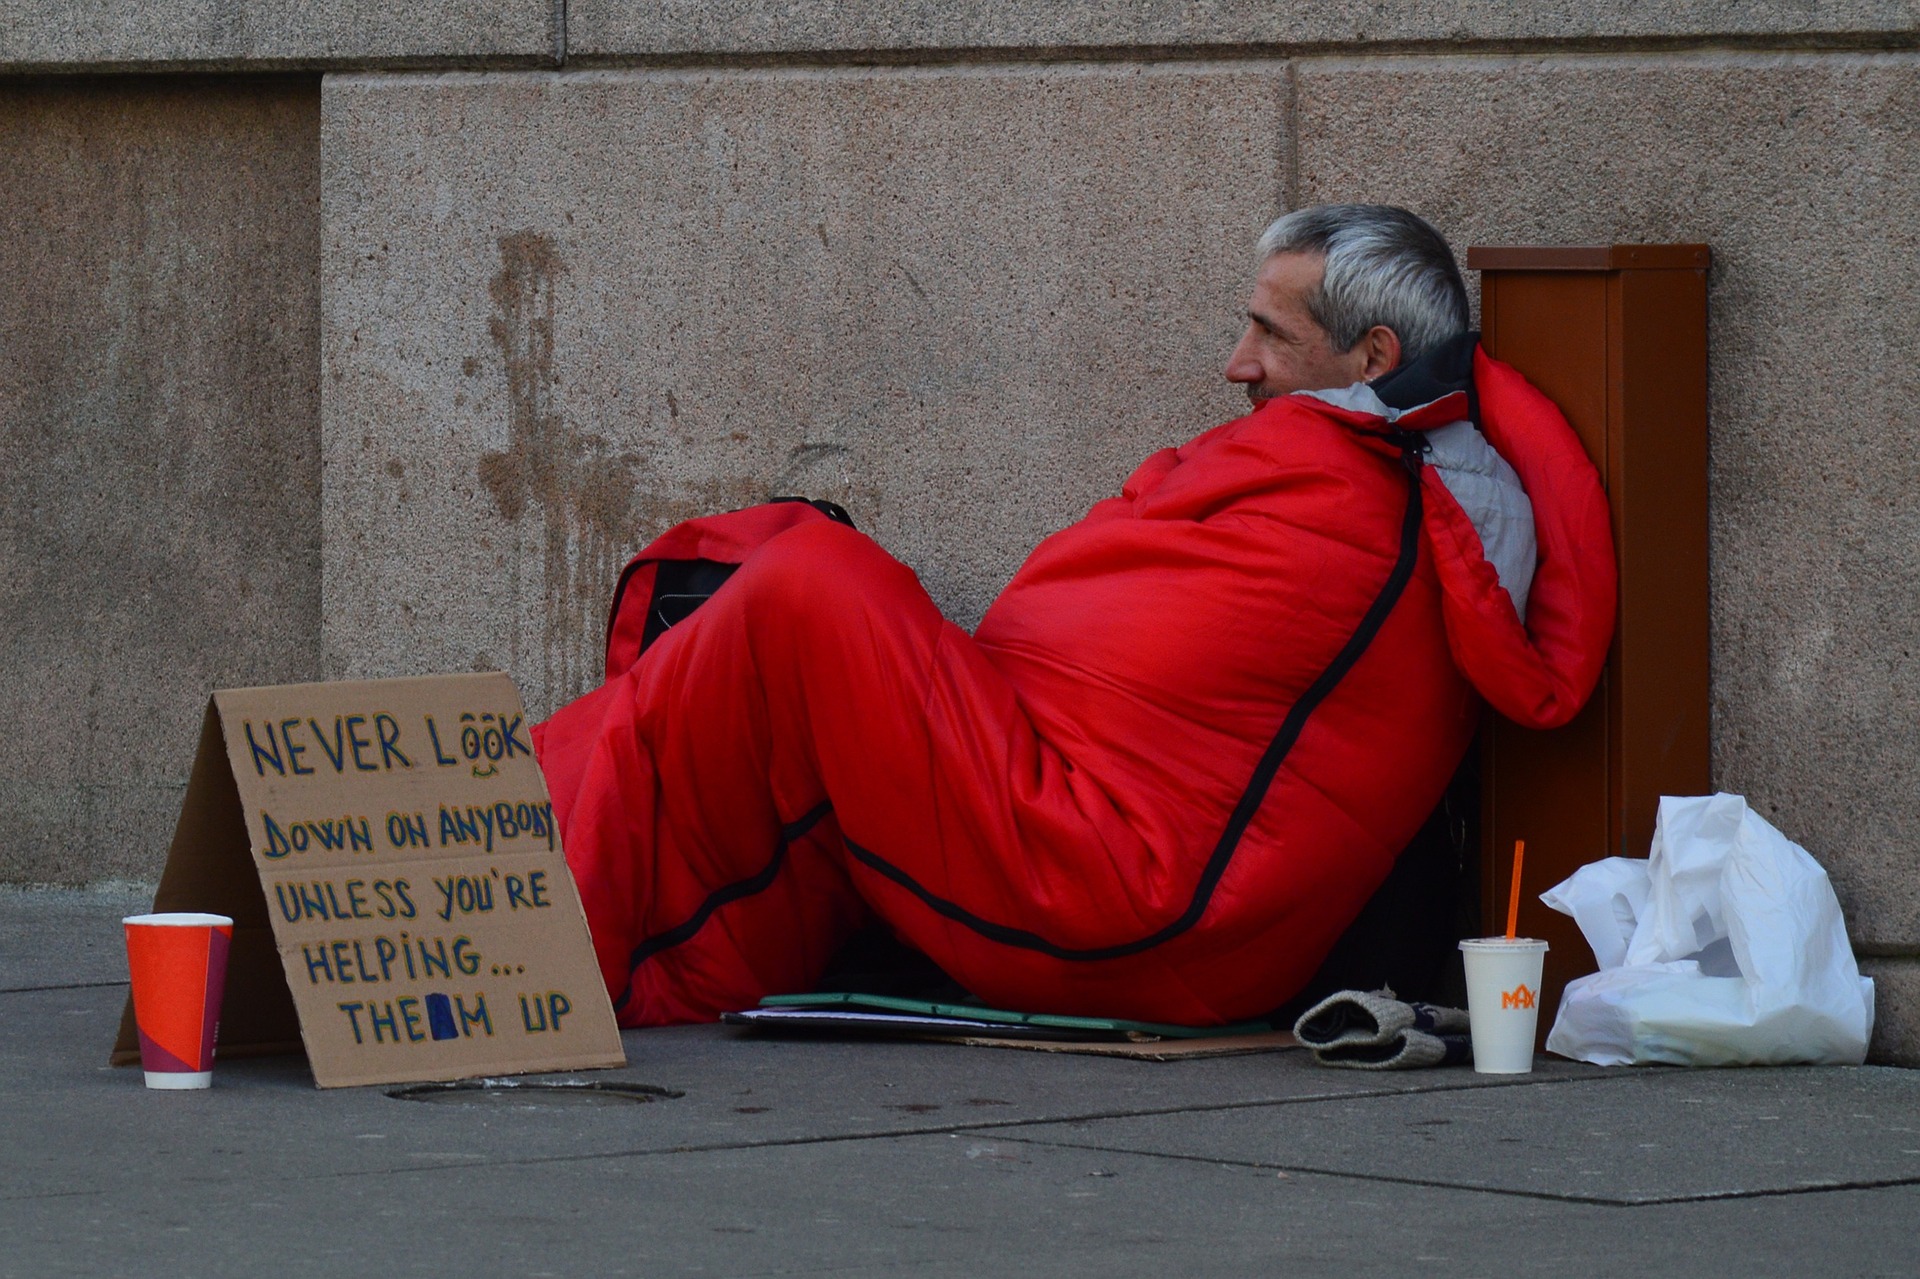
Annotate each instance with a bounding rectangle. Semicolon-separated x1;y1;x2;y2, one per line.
1223;251;1374;407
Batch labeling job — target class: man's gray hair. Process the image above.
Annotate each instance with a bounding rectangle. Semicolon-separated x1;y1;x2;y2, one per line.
1256;204;1469;365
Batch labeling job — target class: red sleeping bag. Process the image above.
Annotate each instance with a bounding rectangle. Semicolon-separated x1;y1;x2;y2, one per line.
534;346;1616;1026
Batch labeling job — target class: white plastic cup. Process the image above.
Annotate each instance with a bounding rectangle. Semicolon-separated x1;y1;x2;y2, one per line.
1459;937;1548;1074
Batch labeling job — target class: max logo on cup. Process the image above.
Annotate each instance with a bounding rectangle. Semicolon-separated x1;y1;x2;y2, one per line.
1501;983;1538;1010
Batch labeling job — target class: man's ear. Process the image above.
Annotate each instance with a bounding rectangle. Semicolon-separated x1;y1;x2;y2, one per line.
1356;325;1403;380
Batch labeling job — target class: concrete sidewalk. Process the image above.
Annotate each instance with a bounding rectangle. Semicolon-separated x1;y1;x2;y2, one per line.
5;886;1918;1278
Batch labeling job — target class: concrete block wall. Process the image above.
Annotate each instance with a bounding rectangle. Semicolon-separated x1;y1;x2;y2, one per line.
4;5;1918;1059
0;76;321;882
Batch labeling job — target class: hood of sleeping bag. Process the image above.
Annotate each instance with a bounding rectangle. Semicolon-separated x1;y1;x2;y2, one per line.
1313;334;1538;622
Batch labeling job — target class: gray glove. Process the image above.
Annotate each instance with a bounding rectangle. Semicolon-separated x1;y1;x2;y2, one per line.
1293;989;1472;1070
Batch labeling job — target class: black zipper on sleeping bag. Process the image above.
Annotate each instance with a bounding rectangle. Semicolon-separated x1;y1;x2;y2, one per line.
614;800;834;1013
616;447;1425;1003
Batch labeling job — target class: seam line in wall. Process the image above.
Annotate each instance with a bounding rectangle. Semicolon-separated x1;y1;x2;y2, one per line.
547;33;1920;73
9;32;1920;77
1280;60;1299;212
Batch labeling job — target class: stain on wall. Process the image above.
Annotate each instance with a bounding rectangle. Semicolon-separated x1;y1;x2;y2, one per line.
477;231;643;706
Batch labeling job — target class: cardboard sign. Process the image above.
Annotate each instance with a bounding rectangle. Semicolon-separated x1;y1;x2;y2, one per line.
114;673;624;1088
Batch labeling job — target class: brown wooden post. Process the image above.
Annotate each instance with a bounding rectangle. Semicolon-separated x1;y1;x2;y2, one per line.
1466;244;1712;1043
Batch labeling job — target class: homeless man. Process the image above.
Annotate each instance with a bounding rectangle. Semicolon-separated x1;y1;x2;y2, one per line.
534;203;1617;1028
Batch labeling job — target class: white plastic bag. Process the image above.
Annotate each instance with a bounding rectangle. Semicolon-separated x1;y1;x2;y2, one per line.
1541;793;1875;1066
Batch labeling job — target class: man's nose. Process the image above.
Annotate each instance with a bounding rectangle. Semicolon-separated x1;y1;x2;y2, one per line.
1224;332;1263;385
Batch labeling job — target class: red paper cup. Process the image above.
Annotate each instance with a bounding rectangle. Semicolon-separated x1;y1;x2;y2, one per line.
123;912;234;1090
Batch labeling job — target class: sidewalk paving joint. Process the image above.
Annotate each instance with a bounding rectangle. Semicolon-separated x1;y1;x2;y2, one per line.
990;1134;1920;1207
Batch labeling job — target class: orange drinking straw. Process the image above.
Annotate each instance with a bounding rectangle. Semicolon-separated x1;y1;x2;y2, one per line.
1505;839;1527;940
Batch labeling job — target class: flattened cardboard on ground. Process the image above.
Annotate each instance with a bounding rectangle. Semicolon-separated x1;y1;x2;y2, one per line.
722;1002;1297;1060
114;673;624;1088
953;1031;1297;1059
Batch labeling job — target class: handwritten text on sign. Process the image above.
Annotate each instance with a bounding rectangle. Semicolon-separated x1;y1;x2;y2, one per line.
239;709;554;857
213;673;622;1087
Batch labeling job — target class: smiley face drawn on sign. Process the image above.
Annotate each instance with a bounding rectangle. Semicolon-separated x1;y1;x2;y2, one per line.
458;712;520;778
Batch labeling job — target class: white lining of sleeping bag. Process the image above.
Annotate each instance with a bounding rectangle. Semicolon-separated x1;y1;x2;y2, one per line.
1297;384;1537;620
